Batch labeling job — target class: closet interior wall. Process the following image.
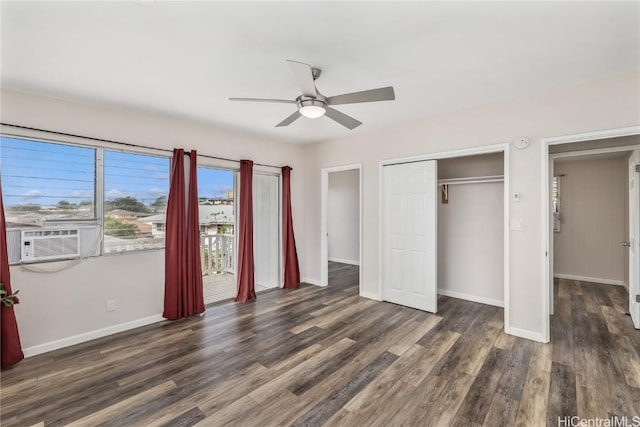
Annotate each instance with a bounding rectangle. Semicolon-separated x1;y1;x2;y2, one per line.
437;153;505;307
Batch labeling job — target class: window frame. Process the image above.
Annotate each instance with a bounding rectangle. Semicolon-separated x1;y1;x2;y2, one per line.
101;148;171;255
1;133;172;262
0;134;99;223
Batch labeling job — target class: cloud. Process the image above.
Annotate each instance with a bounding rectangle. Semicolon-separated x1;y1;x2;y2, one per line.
213;185;233;197
71;190;92;198
144;165;157;172
106;189;125;198
147;188;166;196
22;189;43;198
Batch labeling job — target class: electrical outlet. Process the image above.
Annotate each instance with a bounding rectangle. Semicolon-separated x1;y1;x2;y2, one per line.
106;299;116;312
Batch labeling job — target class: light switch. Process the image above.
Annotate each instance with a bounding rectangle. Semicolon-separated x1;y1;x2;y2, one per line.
513;192;520;203
511;219;525;231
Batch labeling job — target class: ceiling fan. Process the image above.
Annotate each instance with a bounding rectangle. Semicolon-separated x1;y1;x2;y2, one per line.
229;60;395;130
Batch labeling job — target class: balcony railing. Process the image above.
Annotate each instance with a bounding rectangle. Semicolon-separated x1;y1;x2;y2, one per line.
201;234;234;276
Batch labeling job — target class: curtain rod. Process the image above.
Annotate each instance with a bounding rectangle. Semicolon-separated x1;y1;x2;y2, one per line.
0;122;289;170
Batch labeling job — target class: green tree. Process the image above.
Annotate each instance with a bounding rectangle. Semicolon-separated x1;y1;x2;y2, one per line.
151;196;167;210
104;218;137;239
57;200;72;209
105;196;150;213
11;204;41;213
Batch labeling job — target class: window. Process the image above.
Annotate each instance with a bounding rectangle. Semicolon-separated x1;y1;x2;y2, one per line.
0;135;171;262
0;136;96;227
103;150;169;253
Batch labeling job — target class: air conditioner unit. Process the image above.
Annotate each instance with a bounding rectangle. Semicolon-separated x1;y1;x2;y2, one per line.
21;229;80;262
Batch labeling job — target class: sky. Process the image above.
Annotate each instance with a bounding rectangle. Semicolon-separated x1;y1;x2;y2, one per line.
0;136;234;211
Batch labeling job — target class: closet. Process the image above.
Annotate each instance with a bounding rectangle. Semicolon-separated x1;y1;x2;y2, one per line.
437;153;504;307
381;151;505;313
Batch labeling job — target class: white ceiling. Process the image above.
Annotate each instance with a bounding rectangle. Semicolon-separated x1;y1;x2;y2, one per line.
1;1;638;144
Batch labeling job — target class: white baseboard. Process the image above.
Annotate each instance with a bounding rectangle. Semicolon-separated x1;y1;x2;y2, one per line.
507;326;549;343
437;289;504;308
328;257;360;266
23;314;165;358
360;291;382;301
301;277;325;287
553;273;626;287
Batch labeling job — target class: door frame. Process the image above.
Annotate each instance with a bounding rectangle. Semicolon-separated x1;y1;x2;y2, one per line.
378;143;510;332
320;163;363;293
540;126;640;342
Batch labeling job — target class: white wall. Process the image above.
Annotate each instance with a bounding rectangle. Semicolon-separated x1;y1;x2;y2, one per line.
1;89;305;354
303;72;640;341
438;183;504;306
553;155;628;285
328;169;360;265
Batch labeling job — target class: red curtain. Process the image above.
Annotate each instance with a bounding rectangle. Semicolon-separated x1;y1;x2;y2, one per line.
235;160;256;302
163;149;186;320
1;179;24;369
282;166;300;289
163;149;205;320
185;151;205;316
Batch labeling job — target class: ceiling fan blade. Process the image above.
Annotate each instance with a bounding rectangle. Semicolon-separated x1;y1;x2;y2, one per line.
327;86;395;106
229;97;296;104
287;60;317;98
276;111;302;127
324;107;362;130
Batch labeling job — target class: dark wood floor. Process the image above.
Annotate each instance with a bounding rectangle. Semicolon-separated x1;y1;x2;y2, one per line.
1;269;639;426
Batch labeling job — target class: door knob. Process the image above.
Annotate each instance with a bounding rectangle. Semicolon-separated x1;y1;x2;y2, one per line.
623;241;631;247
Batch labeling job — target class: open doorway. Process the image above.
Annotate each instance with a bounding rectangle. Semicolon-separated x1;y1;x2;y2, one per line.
551;150;633;334
552;151;630;287
199;167;280;304
197;166;237;304
327;168;360;289
542;131;640;339
321;164;362;292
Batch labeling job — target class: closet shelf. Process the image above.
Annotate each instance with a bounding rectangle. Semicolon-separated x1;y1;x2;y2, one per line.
438;175;504;185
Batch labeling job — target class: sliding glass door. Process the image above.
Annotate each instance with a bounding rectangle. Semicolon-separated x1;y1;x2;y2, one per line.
253;173;280;289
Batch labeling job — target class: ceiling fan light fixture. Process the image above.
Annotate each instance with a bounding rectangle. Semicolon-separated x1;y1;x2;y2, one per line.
298;99;326;118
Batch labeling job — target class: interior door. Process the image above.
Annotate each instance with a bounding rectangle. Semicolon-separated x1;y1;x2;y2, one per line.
629;150;640;329
382;160;438;312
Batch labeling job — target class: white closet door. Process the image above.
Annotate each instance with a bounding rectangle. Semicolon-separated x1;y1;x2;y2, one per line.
253;173;280;288
382;160;438;313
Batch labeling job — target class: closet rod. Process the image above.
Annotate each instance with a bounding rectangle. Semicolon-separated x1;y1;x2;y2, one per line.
0;122;289;170
438;175;504;186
